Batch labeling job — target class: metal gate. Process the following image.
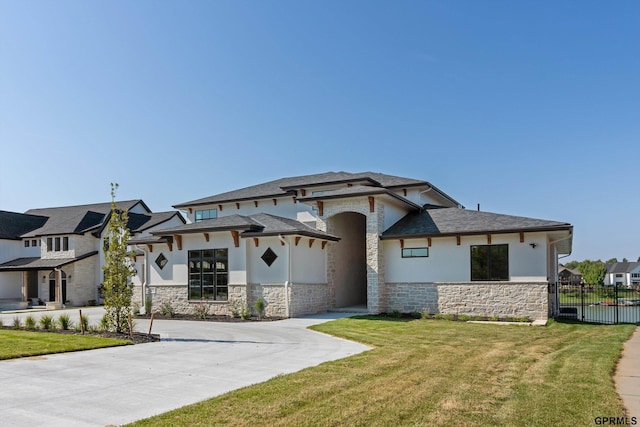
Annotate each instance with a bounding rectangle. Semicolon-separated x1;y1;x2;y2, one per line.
556;283;640;324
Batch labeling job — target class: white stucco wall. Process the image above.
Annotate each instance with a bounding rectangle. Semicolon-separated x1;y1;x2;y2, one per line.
384;232;549;283
383;201;410;231
290;237;327;284
183;198;313;223
0;240;26;264
247;236;287;284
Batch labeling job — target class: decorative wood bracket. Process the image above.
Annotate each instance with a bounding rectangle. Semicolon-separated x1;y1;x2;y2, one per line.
147;244;153;253
218;204;223;211
273;198;277;206
322;241;327;250
295;236;301;246
167;242;173;252
175;235;182;251
300;189;306;196
253;238;259;247
487;234;492;244
368;196;374;213
520;232;525;243
204;233;209;242
456;236;461;246
400;239;404;249
309;239;315;248
236;203;240;210
254;201;259;207
231;231;239;248
427;237;432;247
317;201;324;216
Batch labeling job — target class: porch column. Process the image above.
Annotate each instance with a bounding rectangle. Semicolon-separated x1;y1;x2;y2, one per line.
55;269;60;303
21;272;28;302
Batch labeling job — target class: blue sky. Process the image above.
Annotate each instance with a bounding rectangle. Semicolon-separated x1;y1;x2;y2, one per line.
1;1;638;262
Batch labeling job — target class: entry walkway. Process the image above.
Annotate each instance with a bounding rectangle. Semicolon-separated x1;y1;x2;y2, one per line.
616;327;640;419
0;310;369;427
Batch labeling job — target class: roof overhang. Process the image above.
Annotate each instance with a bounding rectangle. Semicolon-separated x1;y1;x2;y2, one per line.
173;192;297;209
298;188;422;210
240;230;340;241
0;251;99;272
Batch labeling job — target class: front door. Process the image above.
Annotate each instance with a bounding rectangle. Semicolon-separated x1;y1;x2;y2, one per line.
48;271;67;303
26;271;38;300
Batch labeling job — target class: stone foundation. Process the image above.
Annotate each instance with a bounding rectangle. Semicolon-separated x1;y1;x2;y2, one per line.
133;282;330;318
384;282;549;321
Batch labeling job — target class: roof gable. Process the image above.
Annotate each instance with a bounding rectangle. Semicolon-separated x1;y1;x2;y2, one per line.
0;211;48;240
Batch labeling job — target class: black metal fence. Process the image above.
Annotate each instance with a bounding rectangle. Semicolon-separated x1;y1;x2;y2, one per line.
556;283;640;324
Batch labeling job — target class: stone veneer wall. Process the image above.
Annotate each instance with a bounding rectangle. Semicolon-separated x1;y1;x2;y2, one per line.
132;282;329;318
384;282;549;320
289;283;329;317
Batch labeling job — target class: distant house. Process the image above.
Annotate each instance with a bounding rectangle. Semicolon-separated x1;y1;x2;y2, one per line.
558;265;582;286
127;171;573;321
0;202;183;309
604;262;640;287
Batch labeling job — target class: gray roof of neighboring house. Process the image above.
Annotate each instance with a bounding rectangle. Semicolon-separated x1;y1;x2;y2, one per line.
606;262;640;274
381;207;573;238
22;200;146;237
0;251;99;271
150;213;339;241
559;266;582;276
173;171;459;208
0;211;48;240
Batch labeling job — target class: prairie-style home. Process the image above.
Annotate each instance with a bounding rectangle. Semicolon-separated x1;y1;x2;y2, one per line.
127;171;573;321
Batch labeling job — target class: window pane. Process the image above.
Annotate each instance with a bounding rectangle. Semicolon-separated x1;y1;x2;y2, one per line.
47;237;52;251
55;237;61;251
215;248;228;258
489;245;509;280
202;250;214;259
24;240;30;247
202;260;213;273
63;237;69;251
216;286;228;301
470;245;489;281
402;248;428;258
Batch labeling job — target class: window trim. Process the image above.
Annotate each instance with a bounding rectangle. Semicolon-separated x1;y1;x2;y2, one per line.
194;209;218;222
470;244;509;281
401;247;429;258
188;248;228;301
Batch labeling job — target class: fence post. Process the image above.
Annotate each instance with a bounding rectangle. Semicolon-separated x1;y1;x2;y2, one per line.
79;309;84;334
615;283;619;325
580;283;585;322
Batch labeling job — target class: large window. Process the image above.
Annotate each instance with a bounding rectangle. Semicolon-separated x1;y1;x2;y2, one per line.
470;244;509;281
195;209;217;222
402;247;429;258
188;249;228;300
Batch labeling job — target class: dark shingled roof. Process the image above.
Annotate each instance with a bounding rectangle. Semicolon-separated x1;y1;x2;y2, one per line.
606;262;640;274
0;251;99;271
242;213;339;241
297;185;422;209
150;213;339;241
173;171;455;208
0;211;48;240
151;215;263;235
23;200;145;237
382;207;572;238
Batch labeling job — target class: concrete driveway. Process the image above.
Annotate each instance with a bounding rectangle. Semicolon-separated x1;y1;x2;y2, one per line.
0;308;369;427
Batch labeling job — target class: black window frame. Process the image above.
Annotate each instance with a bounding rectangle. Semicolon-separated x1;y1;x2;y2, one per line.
470;244;509;281
401;247;429;258
188;248;228;301
24;240;30;247
62;236;69;251
194;209;218;222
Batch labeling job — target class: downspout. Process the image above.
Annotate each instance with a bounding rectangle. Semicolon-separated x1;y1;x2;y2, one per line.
278;234;291;318
135;245;149;315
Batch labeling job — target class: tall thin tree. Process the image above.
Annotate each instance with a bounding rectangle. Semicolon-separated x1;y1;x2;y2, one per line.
102;183;135;333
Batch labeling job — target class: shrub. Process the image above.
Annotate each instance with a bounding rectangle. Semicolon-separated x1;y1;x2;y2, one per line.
100;314;111;331
132;302;140;316
78;314;90;333
516;317;531;323
12;316;22;329
240;304;251;320
488;315;500;322
25;315;37;330
145;295;152;315
193;304;209;320
39;314;55;330
160;300;175;318
0;317;3;327
457;314;472;322
390;310;402;318
409;311;422;319
57;313;73;330
230;301;241;319
254;298;265;319
421;310;432;319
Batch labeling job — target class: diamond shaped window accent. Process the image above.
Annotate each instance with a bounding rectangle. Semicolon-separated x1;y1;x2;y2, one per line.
261;247;278;267
155;253;168;270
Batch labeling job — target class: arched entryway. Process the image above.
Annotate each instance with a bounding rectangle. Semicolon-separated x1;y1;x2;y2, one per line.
328;212;367;308
49;270;67;303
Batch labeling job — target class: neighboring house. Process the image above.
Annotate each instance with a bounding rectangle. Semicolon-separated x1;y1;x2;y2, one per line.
0;201;184;308
128;171;573;321
558;265;583;286
604;262;640;287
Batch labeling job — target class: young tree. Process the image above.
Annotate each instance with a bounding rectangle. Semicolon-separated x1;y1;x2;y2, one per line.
102;183;135;333
578;260;606;286
606;258;619;265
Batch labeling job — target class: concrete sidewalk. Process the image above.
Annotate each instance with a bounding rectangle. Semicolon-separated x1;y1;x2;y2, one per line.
616;327;640;419
0;311;369;427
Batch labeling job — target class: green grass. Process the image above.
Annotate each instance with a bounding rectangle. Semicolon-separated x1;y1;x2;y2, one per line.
129;318;635;427
0;329;131;360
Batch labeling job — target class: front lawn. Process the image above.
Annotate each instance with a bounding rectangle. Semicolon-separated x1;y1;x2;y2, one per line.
130;318;635;427
0;329;131;360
